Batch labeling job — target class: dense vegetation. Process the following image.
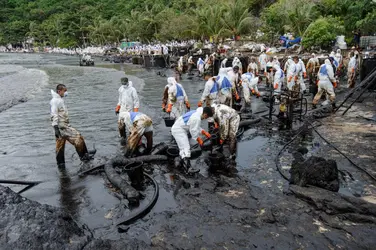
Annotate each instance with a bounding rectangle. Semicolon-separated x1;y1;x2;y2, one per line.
0;0;375;48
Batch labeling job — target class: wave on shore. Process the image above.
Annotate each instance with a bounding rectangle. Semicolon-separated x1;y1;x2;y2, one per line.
0;65;49;112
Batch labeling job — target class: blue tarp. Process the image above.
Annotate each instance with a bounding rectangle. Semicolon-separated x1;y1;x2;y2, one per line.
279;36;302;48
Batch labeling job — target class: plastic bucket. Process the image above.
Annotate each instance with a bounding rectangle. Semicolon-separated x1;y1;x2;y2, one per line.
166;147;179;158
164;117;175;127
210;134;219;146
208;152;225;167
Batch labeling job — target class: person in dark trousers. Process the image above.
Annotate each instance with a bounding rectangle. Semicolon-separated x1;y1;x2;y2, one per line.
353;29;361;49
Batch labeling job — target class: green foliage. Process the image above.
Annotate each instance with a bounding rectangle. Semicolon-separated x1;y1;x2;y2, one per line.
0;0;375;47
261;0;317;36
302;16;345;49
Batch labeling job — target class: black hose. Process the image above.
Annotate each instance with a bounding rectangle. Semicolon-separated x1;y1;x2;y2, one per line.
0;179;42;185
275;120;376;184
239;117;261;128
0;179;43;194
78;164;105;177
310;124;376;183
18;183;40;194
116;173;159;228
78;155;168;178
275;130;306;181
236;126;245;137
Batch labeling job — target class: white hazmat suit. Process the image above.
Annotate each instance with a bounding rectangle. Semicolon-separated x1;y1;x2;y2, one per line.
197;58;205;75
171;108;204;159
273;64;284;94
313;59;337;105
217;68;235;106
298;59;307;92
258;52;267;73
117;82;139;115
166;77;190;118
199;77;219;107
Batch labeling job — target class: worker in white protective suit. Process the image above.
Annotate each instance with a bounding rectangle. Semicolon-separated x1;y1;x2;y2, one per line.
272;56;280;67
347;52;358;88
171;107;214;173
50;84;90;168
115;77;139;140
211;104;240;161
197;57;205;76
227;66;242;95
335;49;343;66
306;53;320;94
217;67;239;106
241;72;261;112
164;77;190;119
204;55;209;64
272;64;284;95
284;56;293;73
232;57;243;73
265;57;273;86
187;56;195;75
247;57;258;75
258;52;267;75
312;59;337;108
286;56;301;92
177;56;184;74
306;54;320;79
221;58;228;68
198;76;219;107
298;58;307;93
329;52;339;72
119;111;153;157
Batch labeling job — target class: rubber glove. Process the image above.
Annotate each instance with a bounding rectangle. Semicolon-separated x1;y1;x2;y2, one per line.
166;104;173;113
133;108;139;112
185;101;190;109
219;139;224;145
115;105;120;114
54;125;61;139
197;137;204;146
332;81;337;88
274;83;279;90
201;130;211;138
235;92;240;101
162;103;166;112
303;72;307;78
197;101;202;107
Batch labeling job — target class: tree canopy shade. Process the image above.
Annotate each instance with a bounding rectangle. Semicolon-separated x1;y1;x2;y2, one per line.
0;0;375;48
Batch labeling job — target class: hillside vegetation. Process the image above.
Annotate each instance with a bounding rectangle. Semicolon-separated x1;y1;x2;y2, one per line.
0;0;375;48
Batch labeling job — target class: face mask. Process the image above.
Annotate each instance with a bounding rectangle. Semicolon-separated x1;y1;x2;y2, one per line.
122;82;129;87
64;91;68;97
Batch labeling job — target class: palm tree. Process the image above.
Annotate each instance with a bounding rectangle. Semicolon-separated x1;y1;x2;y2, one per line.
88;17;106;45
191;6;226;42
285;0;317;36
71;16;90;47
222;1;254;40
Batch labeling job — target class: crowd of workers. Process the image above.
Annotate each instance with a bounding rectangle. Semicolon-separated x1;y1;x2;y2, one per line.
50;47;360;173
